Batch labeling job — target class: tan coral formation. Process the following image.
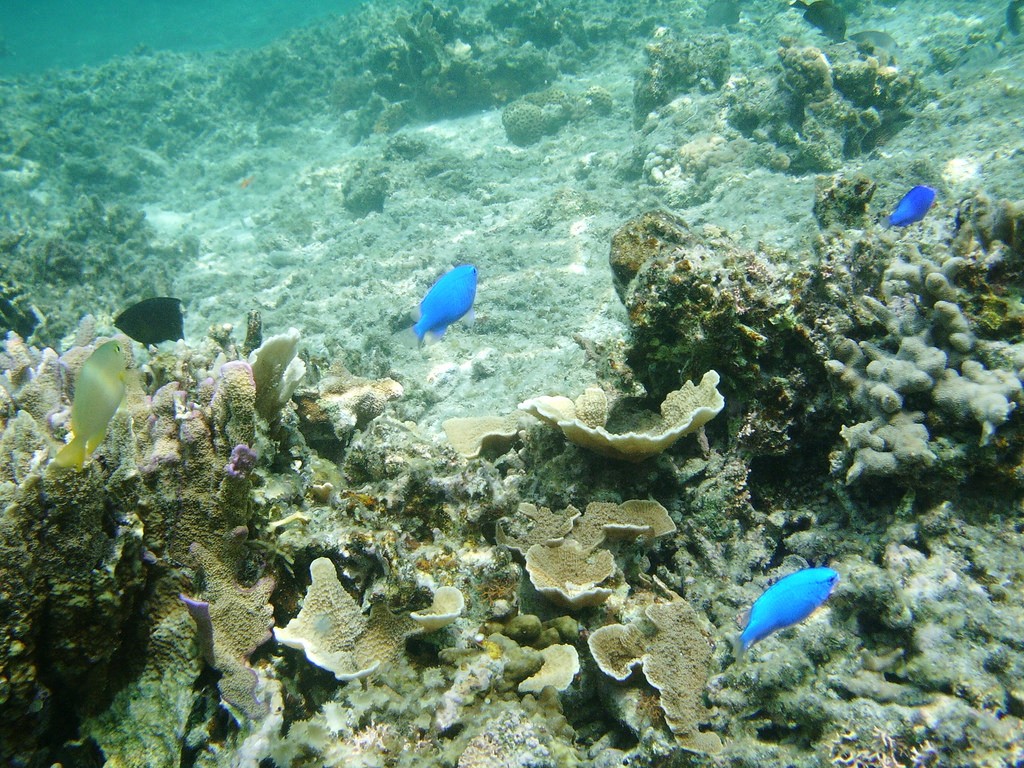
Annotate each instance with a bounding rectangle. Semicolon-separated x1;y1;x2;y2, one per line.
524;540;615;609
442;412;523;459
182;540;276;720
274;557;416;681
518;371;724;462
588;599;722;754
495;502;581;554
571;499;676;552
276;558;461;680
506;500;676;609
517;643;580;694
410;585;466;631
295;363;403;450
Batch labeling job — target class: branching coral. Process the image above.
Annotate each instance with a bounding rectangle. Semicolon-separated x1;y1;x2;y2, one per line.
825;241;1024;483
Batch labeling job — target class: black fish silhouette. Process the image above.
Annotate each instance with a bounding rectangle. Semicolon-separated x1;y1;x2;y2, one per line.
706;0;740;27
115;297;184;346
792;0;846;42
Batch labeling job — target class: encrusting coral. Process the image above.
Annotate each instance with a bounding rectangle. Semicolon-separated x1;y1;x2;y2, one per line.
509;499;677;609
295;362;404;457
275;557;464;680
442;412;524;459
589;597;722;754
180;538;276;719
518;371;724;462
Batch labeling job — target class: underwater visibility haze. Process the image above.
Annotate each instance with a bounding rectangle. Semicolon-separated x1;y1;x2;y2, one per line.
1;0;1023;766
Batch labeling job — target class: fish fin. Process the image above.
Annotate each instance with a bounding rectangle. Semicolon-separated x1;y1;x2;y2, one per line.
464;309;476;327
736;607;750;630
85;427;110;456
54;435;87;469
731;634;746;661
424;327;447;344
394;327;421;349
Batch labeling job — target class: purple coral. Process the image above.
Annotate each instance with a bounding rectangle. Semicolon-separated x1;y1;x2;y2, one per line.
179;594;216;664
225;443;258;479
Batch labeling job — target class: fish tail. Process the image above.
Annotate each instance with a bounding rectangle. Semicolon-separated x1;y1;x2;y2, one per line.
394;327;421;349
731;634;746;661
85;428;110;456
424;328;447;344
54;436;87;469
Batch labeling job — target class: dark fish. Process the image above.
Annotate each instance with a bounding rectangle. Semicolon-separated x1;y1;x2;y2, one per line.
792;0;847;42
848;30;898;53
115;297;184;346
1009;0;1022;36
706;0;740;27
849;30;898;64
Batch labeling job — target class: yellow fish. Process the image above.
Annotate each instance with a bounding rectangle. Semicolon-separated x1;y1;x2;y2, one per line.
54;340;128;469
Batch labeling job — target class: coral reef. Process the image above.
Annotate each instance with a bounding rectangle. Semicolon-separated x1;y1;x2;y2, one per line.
518;372;724;462
274;557;419;681
501;86;613;147
816;203;1024;487
295;362;403;460
726;40;921;173
589;597;722;754
633;30;730;128
609;209;833;458
2;0;1024;765
0;323;300;763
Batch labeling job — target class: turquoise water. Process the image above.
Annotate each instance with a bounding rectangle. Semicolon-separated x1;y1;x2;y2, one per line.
0;0;359;73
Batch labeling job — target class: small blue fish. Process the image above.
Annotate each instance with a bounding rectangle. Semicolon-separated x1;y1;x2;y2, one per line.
412;264;478;343
887;185;936;227
734;566;839;656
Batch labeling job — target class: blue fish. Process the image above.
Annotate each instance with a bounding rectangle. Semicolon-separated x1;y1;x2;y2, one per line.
887;185;936;227
734;566;839;656
412;264;478;343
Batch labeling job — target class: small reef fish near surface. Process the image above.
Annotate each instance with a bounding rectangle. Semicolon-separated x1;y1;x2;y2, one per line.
114;296;185;347
734;566;839;656
54;339;129;469
705;0;740;28
791;0;846;42
412;264;478;343
1009;0;1022;35
887;185;936;227
848;30;899;63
